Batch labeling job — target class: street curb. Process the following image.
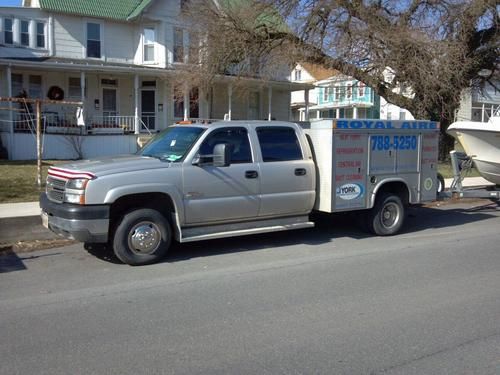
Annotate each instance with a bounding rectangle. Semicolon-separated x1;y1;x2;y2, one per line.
0;215;58;244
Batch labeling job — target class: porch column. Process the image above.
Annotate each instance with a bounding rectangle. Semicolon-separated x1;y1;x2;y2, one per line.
183;84;189;121
163;80;169;129
134;74;140;134
7;65;13;159
336;108;340;118
267;86;272;121
353;107;358;119
80;71;86;133
227;84;232;120
304;88;310;121
317;109;321;119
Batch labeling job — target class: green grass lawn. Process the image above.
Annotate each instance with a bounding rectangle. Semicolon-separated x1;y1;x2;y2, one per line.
0;160;68;203
438;161;480;179
0;159;479;204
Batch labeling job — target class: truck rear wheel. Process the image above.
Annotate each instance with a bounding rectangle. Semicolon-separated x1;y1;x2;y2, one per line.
113;208;171;266
365;193;405;236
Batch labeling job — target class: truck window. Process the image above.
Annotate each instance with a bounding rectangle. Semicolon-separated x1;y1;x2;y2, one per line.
139;126;205;161
256;127;303;162
199;127;252;164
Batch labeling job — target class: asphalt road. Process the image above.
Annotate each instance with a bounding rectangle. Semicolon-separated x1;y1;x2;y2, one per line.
1;200;499;375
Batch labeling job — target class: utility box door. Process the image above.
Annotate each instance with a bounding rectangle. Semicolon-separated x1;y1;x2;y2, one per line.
420;132;439;201
332;132;368;210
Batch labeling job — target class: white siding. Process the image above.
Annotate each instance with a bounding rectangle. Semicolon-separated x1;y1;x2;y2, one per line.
53;15;83;59
2;132;138;160
106;22;136;63
143;0;180;18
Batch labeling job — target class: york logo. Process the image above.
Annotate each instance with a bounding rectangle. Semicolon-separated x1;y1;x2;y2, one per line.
336;183;364;200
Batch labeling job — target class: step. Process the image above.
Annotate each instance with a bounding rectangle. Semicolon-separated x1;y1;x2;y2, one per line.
180;215;314;243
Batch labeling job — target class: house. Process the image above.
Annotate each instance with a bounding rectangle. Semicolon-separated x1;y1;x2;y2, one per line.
0;0;310;159
290;62;337;121
456;80;500;122
291;63;380;121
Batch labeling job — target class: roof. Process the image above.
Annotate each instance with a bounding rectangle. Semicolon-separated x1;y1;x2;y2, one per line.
217;0;289;33
298;62;339;81
38;0;153;21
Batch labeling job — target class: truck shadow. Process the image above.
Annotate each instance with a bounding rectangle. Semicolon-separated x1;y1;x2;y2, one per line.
84;201;499;265
165;201;499;263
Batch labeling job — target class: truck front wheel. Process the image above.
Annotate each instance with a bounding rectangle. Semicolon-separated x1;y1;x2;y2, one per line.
365;193;405;236
113;208;172;266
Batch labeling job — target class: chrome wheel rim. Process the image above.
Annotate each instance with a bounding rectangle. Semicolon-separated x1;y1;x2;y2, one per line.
381;202;400;229
128;221;161;255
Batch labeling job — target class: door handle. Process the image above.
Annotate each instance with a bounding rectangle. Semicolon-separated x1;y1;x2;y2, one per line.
245;170;259;179
295;168;306;176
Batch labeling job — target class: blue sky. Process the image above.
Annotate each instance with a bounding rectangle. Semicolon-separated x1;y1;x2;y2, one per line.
1;0;22;6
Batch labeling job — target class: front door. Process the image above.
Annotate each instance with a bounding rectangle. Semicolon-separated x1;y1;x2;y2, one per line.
102;88;117;126
141;90;155;130
183;127;260;224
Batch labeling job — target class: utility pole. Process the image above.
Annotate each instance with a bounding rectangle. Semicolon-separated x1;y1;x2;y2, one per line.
0;97;82;187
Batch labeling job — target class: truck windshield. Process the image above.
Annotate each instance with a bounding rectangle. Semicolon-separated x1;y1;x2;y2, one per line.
139;126;205;162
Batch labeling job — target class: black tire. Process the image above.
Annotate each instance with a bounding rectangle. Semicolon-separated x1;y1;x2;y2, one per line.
365;193;405;236
112;208;172;266
437;173;445;194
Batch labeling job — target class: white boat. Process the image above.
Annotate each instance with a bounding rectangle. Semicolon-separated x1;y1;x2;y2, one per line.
447;113;500;185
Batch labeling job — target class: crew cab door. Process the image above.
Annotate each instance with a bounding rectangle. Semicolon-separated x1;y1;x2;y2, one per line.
183;127;260;224
256;126;315;217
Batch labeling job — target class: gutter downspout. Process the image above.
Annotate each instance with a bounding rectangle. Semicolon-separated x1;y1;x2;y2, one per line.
48;15;54;57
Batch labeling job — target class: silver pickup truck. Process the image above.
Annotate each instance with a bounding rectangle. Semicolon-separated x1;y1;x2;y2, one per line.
40;119;439;265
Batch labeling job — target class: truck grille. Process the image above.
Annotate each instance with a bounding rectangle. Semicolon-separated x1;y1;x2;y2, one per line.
46;176;66;203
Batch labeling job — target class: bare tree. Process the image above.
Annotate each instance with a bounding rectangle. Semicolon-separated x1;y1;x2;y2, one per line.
184;0;499;157
62;133;85;160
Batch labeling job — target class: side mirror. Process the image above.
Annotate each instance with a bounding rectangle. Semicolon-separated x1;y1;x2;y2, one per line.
213;143;232;167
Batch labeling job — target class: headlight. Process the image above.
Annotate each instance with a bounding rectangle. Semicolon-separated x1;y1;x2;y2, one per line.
66;178;89;190
64;178;89;204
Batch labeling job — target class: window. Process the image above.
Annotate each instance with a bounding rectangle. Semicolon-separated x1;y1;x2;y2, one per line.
4;18;13;44
86;22;101;58
143;28;155;62
190;87;199;118
101;78;117;86
68;77;82;98
346;83;352;100
174;88;184;118
173;27;184;63
36;22;45;48
199;127;252;164
21;20;30;46
29;75;42;98
358;82;365;97
188;32;199;64
294;69;301;81
323;87;331;102
399;111;406;120
334;86;340;101
11;74;23;96
256;127;302;162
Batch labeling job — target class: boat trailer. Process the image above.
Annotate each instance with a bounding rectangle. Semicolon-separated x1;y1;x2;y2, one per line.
439;150;500;202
